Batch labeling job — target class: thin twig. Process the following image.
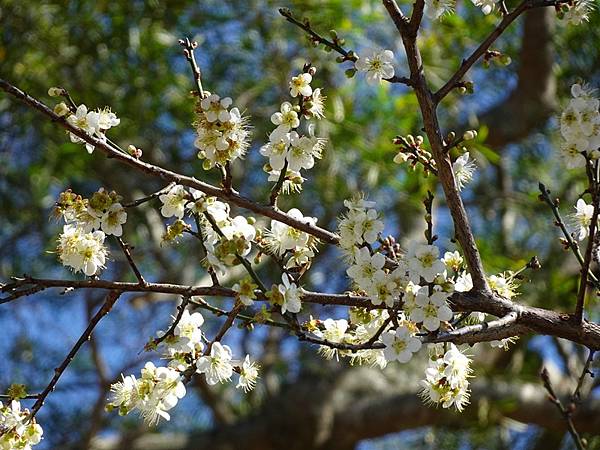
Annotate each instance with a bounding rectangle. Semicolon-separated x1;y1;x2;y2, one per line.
202;211;268;292
279;7;411;86
116;237;147;286
123;183;175;208
192;213;220;286
435;0;566;102
28;290;121;419
179;37;204;97
540;367;586;450
189;297;291;330
576;161;600;323
538;183;599;287
150;296;191;348
269;160;288;206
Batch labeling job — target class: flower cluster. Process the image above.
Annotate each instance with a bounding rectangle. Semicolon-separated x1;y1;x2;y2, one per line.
0;400;43;449
420;344;472;411
57;225;108;276
308;309;389;367
338;197;384;257
193;93;251;169
559;83;600;169
262;208;319;269
110;308;259;425
53;188;128;276
53;98;120;153
157;185;257;273
54;188;127;236
260;68;326;194
107;362;186;425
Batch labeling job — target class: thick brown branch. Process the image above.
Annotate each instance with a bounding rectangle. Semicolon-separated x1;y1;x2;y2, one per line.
384;1;489;292
5;276;600;349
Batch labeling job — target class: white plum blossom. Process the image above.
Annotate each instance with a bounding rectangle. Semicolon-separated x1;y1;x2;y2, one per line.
0;400;44;449
57;225;108;276
170;310;205;354
410;290;453;332
355;48;395;84
194;92;250;168
66;104;100;153
489;336;518;350
200;94;233;123
97;107;121;130
64;103;120;154
471;0;495;15
366;271;399;307
237;355;260;392
454;272;473;292
264;208;317;257
314;318;349;360
196;342;234;385
381;325;422;363
488;273;517;299
407;243;446;283
159;185;188;219
346;247;386;290
289;72;313;97
425;0;455;19
232;277;258;306
278;274;302;314
338;197;384;253
452;152;476;191
306;88;326;119
100;203;127;236
558;83;600;169
442;251;463;272
271;101;300;133
139;363;186;425
571;198;595;241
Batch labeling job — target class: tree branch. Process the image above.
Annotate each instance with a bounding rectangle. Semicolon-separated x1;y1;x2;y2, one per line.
29;290;121;419
0;78;340;245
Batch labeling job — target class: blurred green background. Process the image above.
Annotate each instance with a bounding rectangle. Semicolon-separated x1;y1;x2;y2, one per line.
1;0;600;448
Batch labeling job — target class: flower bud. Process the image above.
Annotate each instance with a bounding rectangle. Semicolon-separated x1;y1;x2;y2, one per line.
54;102;70;117
463;130;477;141
48;87;62;97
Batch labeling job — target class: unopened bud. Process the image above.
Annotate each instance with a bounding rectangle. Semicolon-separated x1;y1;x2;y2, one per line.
54;102;70;117
48;87;63;97
127;144;142;158
463;130;478;141
499;55;512;66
